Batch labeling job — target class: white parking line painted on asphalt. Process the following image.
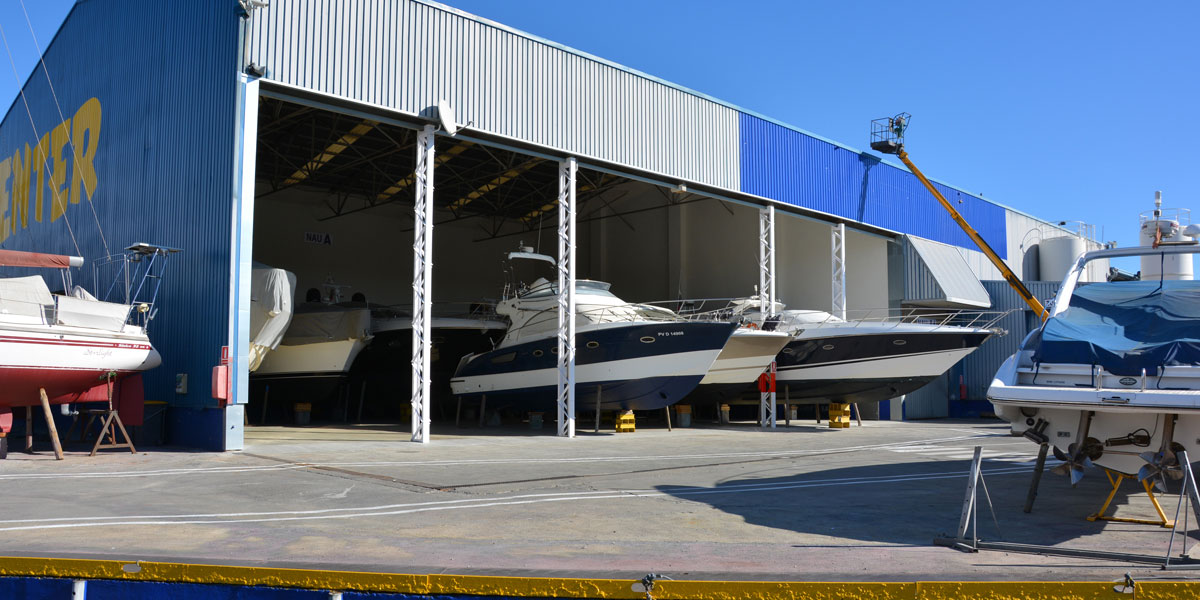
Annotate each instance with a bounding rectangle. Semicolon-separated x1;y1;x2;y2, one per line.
0;434;994;481
0;463;1038;533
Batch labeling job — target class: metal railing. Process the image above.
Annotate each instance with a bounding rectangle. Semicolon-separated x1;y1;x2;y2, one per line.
639;297;1013;332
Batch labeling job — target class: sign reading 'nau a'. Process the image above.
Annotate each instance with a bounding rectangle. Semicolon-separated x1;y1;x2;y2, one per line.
0;97;102;243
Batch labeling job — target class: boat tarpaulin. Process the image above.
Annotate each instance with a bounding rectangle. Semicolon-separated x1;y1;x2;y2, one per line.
56;295;132;331
249;264;297;371
0;249;82;269
281;305;371;345
1033;279;1200;376
0;275;54;319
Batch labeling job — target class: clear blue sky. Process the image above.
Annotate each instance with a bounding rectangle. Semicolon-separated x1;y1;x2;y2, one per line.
3;1;1196;251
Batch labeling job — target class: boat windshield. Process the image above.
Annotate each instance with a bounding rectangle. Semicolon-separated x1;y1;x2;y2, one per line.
520;279;615;299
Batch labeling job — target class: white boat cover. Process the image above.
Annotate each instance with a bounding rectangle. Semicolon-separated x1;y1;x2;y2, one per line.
249;264;297;371
0;275;54;320
281;305;371;346
56;295;131;331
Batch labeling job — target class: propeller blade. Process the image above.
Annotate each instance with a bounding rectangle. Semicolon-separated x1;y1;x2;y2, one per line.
1139;451;1159;464
1138;464;1158;482
1155;475;1168;493
1081;456;1093;469
1069;466;1086;486
1050;463;1071;476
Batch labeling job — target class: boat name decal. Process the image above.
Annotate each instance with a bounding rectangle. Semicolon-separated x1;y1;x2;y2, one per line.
0;98;102;243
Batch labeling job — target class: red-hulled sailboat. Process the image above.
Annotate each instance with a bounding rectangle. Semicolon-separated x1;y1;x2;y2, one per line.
0;245;172;457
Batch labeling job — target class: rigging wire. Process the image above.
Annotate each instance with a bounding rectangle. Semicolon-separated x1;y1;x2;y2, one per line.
18;0;110;258
0;19;80;257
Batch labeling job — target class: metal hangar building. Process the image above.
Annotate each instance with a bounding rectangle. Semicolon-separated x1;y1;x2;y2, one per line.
0;0;1105;450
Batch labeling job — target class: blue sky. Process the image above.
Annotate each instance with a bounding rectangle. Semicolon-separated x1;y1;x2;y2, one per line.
2;1;1196;251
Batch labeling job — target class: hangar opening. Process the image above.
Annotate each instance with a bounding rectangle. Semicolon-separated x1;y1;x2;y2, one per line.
242;95;895;440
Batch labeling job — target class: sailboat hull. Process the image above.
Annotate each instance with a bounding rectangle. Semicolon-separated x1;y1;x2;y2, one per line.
0;328;160;418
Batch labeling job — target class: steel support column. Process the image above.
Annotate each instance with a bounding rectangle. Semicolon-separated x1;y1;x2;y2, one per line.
758;206;776;428
832;223;847;320
557;158;578;438
410;124;435;443
758;206;776;314
224;72;260;450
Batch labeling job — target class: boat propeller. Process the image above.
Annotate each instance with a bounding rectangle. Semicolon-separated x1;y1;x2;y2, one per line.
1051;439;1102;485
1137;443;1186;492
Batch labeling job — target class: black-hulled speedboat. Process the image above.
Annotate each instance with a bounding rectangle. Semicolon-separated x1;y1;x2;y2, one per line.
450;252;736;412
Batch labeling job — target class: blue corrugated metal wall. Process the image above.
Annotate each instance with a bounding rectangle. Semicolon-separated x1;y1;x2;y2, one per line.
0;0;238;449
738;114;1007;257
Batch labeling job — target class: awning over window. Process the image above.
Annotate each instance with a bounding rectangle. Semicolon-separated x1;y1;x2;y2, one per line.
903;235;991;308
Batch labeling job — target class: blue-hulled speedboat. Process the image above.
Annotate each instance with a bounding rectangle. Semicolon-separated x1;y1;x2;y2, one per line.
450;251;736;412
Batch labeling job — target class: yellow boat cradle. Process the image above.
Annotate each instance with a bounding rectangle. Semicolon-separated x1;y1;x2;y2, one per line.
2;556;1200;600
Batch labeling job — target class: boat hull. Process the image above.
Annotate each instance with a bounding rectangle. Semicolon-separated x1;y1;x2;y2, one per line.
252;338;368;379
0;329;159;408
773;330;991;404
990;354;1200;475
451;321;735;412
698;329;791;385
348;325;505;419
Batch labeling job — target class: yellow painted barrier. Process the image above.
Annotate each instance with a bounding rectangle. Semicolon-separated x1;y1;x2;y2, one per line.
0;556;1197;599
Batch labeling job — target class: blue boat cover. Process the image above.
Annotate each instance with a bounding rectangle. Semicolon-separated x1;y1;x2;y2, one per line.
1029;280;1200;376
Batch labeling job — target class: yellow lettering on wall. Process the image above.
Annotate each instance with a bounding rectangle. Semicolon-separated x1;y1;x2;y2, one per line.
0;157;10;243
11;145;30;231
1;98;101;237
70;98;101;205
32;132;50;223
49;119;71;222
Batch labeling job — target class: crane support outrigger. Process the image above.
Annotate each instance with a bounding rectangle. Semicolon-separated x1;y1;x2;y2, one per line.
870;114;1048;320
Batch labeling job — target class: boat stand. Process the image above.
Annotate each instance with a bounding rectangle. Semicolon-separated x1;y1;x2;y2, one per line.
1088;469;1174;528
81;373;136;456
454;394;487;428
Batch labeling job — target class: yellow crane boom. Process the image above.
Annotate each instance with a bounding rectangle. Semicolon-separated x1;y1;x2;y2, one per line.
871;114;1047;320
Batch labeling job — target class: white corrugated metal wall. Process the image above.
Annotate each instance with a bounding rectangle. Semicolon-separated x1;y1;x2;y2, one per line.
245;0;742;191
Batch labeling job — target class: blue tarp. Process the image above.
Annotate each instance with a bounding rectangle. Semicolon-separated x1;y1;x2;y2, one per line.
1029;280;1200;376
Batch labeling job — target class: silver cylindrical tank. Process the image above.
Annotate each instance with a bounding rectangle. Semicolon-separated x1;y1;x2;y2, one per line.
1139;192;1194;281
1039;236;1087;283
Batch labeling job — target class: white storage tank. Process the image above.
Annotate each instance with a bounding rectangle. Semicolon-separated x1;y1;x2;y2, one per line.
1139;191;1194;281
1039;235;1088;283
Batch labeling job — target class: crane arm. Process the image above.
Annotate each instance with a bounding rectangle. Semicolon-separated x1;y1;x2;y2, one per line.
896;150;1048;320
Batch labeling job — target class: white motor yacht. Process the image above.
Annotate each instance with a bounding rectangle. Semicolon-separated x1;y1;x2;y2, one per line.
450;251;736;412
991;216;1200;483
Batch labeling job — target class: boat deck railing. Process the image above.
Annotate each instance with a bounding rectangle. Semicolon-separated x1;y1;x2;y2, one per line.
639;297;1015;332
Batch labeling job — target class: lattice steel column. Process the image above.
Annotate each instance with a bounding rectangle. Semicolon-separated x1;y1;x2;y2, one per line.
410;124;435;443
832;223;847;320
758;206;776;315
556;158;578;438
758;206;777;429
